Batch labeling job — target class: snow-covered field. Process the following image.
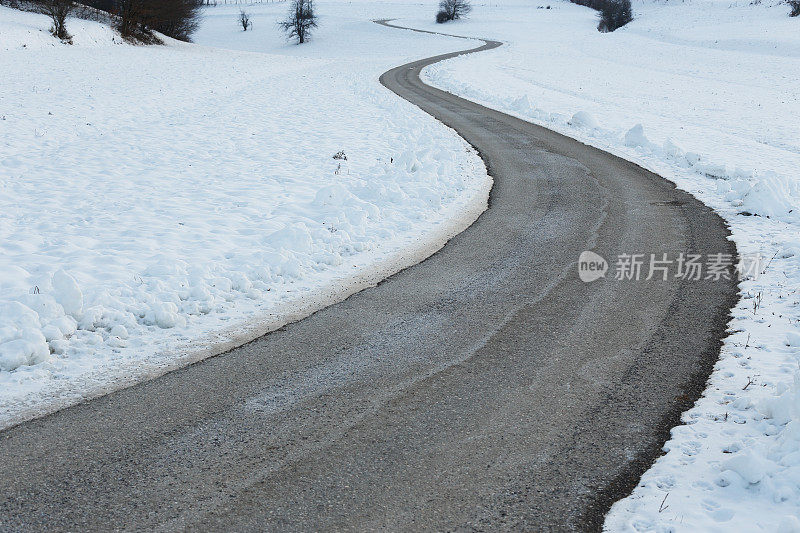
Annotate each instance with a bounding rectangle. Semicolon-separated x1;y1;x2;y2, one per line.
397;0;800;530
0;2;491;428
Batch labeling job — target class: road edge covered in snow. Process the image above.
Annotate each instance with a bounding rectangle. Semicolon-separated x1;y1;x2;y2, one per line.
410;6;800;529
0;179;492;431
0;10;500;430
2;179;493;431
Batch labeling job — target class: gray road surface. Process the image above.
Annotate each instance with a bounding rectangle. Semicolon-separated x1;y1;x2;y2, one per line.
0;22;738;532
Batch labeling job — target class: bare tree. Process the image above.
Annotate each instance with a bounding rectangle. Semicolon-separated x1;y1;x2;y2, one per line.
113;0;201;42
436;0;471;23
150;0;202;41
239;9;251;31
115;0;150;40
280;0;316;44
34;0;75;41
790;0;800;16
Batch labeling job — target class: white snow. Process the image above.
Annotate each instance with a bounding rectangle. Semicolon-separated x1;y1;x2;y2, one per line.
0;2;491;427
569;110;599;130
398;0;800;529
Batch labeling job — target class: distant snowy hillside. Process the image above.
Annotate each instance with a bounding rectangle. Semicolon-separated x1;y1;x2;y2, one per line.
401;0;800;530
0;2;490;427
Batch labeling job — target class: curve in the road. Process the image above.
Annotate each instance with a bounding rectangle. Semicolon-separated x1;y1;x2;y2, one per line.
0;21;738;532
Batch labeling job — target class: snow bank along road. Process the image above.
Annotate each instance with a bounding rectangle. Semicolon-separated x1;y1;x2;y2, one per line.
0;23;739;531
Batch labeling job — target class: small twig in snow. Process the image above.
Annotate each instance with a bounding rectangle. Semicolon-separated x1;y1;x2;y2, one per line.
658;493;669;513
761;250;779;275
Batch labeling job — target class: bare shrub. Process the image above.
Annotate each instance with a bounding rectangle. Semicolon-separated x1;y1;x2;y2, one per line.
34;0;74;41
112;0;200;42
435;0;471;23
239;9;251;31
280;0;316;44
571;0;632;32
114;0;150;40
597;0;632;32
150;0;202;41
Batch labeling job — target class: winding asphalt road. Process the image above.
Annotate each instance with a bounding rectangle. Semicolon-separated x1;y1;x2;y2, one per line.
0;22;737;532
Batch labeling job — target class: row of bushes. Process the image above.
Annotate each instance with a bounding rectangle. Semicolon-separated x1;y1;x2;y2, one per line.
433;0;633;32
583;0;800;30
0;0;202;42
82;0;203;41
0;0;110;41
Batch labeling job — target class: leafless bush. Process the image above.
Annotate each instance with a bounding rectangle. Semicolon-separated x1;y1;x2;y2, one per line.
436;0;471;23
33;0;75;41
110;0;200;42
112;0;161;42
150;0;202;41
114;0;143;37
239;9;251;31
790;0;800;16
280;0;316;44
597;0;632;32
1;0;117;26
571;0;632;32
